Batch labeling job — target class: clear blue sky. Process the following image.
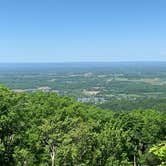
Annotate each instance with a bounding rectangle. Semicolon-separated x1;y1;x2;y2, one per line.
0;0;165;62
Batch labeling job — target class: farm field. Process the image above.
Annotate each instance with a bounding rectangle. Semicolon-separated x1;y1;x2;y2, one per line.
0;62;166;111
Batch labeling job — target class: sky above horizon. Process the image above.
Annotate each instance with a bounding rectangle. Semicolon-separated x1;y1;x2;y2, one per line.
0;0;165;62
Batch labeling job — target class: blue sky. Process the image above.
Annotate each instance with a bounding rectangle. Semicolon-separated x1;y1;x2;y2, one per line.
0;0;165;62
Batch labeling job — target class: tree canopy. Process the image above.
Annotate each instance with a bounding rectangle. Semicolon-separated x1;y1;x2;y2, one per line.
0;85;166;166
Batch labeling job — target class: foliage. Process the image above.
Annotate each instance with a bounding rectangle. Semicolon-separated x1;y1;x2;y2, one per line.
0;85;166;165
150;141;166;166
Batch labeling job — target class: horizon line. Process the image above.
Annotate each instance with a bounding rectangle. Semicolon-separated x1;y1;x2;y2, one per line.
0;60;166;64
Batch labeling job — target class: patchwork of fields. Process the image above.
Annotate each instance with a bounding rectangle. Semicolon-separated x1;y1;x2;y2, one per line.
0;62;166;109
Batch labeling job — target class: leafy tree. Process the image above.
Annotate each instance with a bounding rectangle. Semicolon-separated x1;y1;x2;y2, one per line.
0;86;166;165
150;141;166;166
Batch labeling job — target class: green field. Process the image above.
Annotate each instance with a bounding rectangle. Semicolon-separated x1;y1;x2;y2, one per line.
0;62;166;111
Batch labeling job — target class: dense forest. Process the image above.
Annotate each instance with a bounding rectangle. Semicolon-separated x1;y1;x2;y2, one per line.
99;98;166;112
0;85;166;166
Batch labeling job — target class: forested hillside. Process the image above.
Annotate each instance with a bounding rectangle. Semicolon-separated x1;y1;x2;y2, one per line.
0;85;166;166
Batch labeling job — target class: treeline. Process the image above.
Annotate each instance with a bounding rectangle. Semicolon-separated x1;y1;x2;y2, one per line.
0;85;166;166
99;97;166;112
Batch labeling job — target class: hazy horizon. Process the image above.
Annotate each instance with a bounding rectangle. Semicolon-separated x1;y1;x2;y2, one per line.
0;61;166;64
